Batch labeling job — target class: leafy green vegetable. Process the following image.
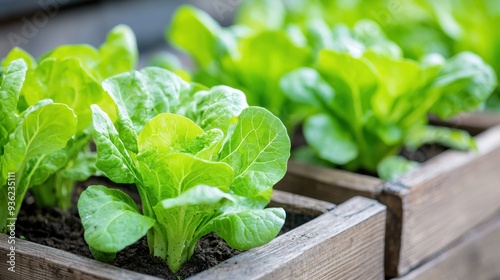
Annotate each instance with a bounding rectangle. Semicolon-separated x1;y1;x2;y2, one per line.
166;4;496;179
167;5;312;120
78;67;290;273
280;22;495;175
377;156;420;181
1;25;138;210
237;0;500;108
0;59;77;232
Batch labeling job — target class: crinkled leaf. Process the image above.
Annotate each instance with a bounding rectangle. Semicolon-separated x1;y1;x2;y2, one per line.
103;68;191;152
22;58;108;132
430;52;497;119
220;107;290;198
181;85;248;135
2;47;37;69
91;105;136;184
0;59;27;151
137;152;233;202
27;150;68;186
137;113;203;155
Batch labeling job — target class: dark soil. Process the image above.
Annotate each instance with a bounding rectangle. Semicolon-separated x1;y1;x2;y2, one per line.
14;177;317;279
291;124;448;178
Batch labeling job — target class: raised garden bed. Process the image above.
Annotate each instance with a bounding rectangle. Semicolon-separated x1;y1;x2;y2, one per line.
394;215;500;280
277;113;500;277
0;189;386;279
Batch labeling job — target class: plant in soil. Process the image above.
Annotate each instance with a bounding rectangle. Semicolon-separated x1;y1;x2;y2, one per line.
78;67;290;273
280;21;496;179
0;59;77;233
237;0;500;109
161;4;497;180
1;25;138;211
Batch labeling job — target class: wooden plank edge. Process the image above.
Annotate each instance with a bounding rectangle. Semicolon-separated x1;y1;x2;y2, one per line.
391;124;500;191
380;125;500;277
429;112;500;134
377;186;404;278
0;234;161;280
270;189;336;215
190;197;387;280
393;215;500;280
277;160;383;204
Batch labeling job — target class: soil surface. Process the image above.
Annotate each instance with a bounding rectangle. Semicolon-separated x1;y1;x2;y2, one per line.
14;177;317;279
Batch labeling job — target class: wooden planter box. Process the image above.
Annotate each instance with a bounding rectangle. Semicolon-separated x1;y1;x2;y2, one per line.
277;113;500;277
394;215;500;280
0;191;386;280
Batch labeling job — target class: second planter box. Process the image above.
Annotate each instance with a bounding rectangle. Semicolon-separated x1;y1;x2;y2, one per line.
278;115;500;277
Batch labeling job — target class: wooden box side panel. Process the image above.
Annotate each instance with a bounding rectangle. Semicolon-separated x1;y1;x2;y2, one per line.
190;197;386;280
277;161;383;204
0;234;161;280
395;216;500;280
383;125;500;276
0;190;334;280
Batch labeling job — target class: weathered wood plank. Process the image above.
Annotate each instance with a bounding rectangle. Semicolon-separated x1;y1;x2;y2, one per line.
190;197;387;280
276;160;383;204
430;112;500;135
394;215;500;280
381;125;500;276
270;189;335;215
0;234;161;280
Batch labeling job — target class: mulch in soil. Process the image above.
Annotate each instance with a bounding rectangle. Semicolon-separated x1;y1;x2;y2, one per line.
14;177;317;279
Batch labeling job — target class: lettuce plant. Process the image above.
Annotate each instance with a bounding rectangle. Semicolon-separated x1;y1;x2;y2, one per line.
167;4;496;179
237;0;500;108
1;25;137;209
0;59;77;232
167;5;313;121
78;67;290;272
281;22;497;178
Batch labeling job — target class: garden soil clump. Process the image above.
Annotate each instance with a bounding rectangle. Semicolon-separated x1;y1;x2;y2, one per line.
14;177;315;279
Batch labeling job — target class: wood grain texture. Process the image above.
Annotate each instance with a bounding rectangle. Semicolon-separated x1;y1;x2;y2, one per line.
0;234;161;280
270;190;335;215
190;197;386;280
394;215;500;280
381;125;500;277
277;160;383;204
430;112;500;135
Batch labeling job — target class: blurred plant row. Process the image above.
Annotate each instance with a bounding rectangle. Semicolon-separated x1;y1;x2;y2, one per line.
159;0;498;178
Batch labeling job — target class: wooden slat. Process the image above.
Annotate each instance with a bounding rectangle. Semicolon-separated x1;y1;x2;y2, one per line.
270;189;335;215
429;112;500;135
394;215;500;280
0;234;162;280
190;197;386;280
380;125;500;277
276;160;383;204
